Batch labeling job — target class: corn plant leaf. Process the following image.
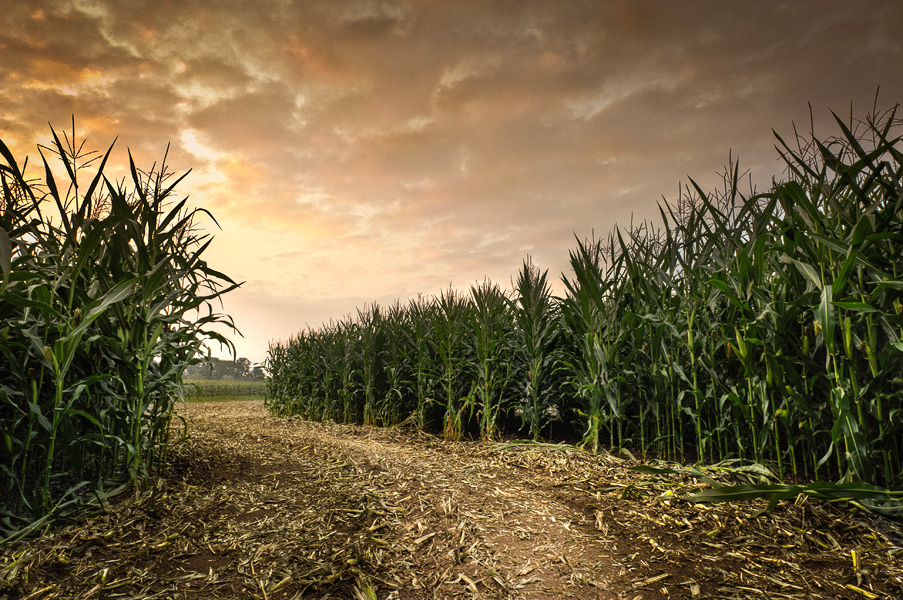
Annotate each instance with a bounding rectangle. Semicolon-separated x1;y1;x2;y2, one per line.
817;285;835;352
60;278;140;378
127;149;147;205
66;409;103;431
785;256;823;290
869;279;903;291
865;231;903;244
156;198;189;232
709;278;745;311
833;216;873;296
80;139;117;220
48;125;77;184
833;301;879;313
72;222;106;277
685;484;802;509
1;292;63;318
157;169;191;203
82;278;139;326
835;405;872;483
686;481;902;505
27;402;52;432
0;226;10;278
0;138;21;174
37;146;73;240
627;464;719;487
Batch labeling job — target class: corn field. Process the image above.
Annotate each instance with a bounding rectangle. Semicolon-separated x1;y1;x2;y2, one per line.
267;107;903;490
184;380;266;400
0;123;237;541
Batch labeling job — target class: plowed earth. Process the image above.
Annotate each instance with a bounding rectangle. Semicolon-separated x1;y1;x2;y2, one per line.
2;401;902;599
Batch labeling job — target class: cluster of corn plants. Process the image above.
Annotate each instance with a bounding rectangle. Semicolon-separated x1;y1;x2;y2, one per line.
184;380;266;400
266;283;530;439
559;106;903;488
0;123;237;541
267;106;903;489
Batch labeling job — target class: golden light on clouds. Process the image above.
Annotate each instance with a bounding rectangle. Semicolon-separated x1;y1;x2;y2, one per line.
179;128;222;162
3;0;903;363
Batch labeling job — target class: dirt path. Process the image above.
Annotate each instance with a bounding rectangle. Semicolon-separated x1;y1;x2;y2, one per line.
174;401;622;599
2;401;902;599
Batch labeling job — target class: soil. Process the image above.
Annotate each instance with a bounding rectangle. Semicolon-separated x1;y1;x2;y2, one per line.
1;400;901;599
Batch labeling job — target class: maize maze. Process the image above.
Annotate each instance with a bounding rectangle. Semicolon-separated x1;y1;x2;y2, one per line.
0;123;237;542
267;107;903;492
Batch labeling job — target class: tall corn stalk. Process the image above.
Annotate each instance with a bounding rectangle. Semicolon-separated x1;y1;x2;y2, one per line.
1;123;237;538
468;280;516;441
431;290;473;440
561;236;611;453
512;258;559;441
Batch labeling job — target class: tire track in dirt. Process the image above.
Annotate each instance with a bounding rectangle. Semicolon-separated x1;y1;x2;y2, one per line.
282;417;621;599
185;401;621;599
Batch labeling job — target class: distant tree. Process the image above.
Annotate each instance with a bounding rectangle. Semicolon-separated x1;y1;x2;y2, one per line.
184;356;263;381
235;357;252;379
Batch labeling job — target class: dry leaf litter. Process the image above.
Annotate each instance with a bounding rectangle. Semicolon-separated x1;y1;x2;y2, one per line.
1;401;901;599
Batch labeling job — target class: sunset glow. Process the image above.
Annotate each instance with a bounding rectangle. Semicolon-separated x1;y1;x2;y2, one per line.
3;1;902;364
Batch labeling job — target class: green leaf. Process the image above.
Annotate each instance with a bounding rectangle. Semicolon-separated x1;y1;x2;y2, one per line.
627;464;719;488
832;301;879;313
684;481;903;516
836;406;871;484
709;278;745;311
1;292;63;318
37;146;72;240
817;285;835;353
869;279;903;291
786;257;823;290
850;213;872;246
28;402;52;432
80;139;116;220
81;278;139;325
686;483;802;503
0;226;10;279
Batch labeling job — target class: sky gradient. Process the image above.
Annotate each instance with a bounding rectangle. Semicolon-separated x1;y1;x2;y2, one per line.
3;1;903;364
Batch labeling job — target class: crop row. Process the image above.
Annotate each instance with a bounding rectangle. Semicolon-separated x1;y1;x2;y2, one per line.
184;379;266;398
267;107;903;490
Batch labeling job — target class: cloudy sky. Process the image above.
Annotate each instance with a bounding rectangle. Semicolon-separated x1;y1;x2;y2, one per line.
3;1;902;364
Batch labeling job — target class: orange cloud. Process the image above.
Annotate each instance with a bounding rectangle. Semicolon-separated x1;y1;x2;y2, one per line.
134;24;156;41
284;35;342;80
79;116;122;137
26;56;83;84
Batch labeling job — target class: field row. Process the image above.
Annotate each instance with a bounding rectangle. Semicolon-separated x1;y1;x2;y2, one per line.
183;379;266;400
267;108;903;491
